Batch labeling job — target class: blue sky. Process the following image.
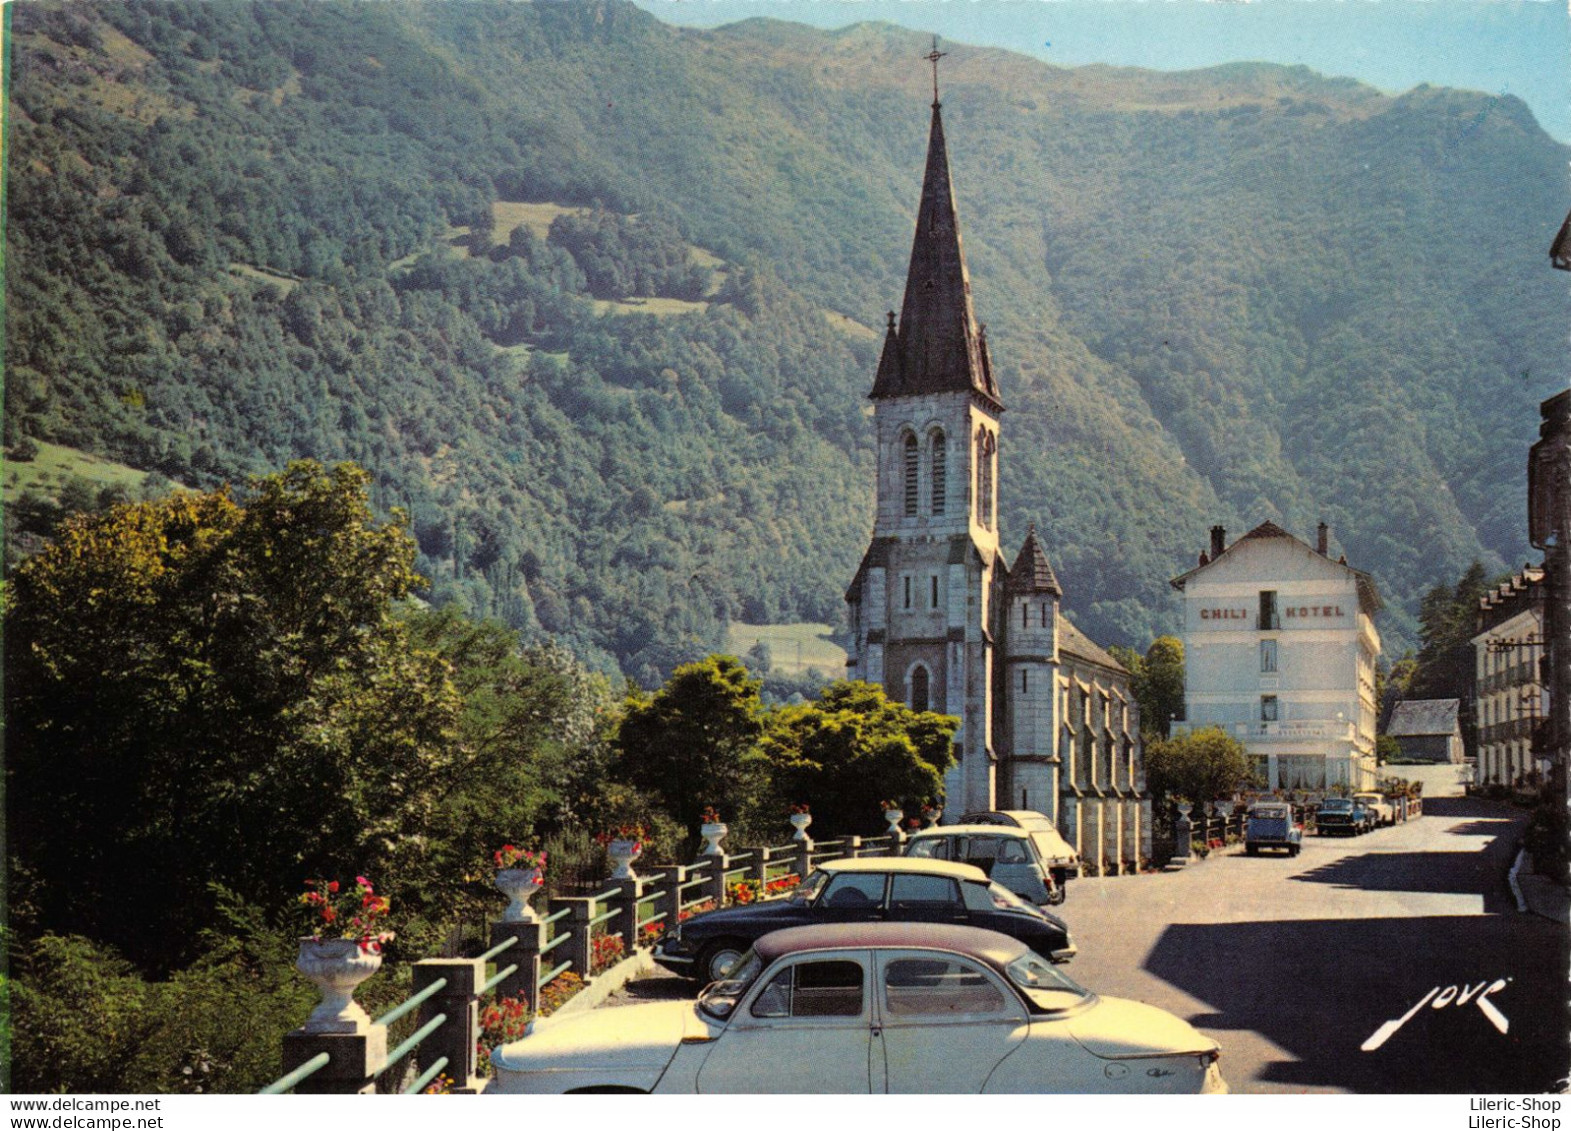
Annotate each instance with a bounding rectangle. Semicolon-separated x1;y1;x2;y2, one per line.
630;0;1571;142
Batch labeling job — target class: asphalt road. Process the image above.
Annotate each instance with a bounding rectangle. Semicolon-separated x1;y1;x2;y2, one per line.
1063;797;1567;1093
607;796;1568;1093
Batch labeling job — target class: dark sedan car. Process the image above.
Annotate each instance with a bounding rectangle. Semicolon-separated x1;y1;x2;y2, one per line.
1316;797;1370;836
653;858;1076;983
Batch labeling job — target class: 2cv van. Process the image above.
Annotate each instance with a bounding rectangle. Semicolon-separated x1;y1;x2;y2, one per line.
905;813;1078;905
1244;802;1302;857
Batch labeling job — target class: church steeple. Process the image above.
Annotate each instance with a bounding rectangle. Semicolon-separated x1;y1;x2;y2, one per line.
870;99;1002;410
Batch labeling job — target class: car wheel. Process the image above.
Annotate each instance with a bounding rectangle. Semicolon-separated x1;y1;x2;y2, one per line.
697;939;749;984
1246;844;1258;856
1290;844;1300;857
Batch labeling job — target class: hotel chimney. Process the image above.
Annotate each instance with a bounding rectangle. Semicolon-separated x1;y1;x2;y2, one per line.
1317;522;1329;556
1210;525;1226;560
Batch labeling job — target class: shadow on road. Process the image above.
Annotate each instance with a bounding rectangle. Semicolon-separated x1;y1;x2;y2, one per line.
1151;913;1567;1092
1289;851;1515;910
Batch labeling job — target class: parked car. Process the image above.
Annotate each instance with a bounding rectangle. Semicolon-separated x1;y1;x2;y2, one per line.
652;857;1075;983
1353;792;1396;827
1244;802;1302;856
490;922;1227;1094
1315;797;1367;836
910;813;1078;905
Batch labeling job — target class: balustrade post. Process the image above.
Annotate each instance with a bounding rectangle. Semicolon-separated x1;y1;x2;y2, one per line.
559;897;596;981
608;877;644;961
706;853;732;907
845;835;864;860
487;918;543;1013
795;838;813;878
281;1027;387;1095
750;846;772;888
413;957;485;1094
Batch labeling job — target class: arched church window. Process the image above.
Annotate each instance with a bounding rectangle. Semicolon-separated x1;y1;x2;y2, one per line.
930;430;946;516
903;434;919;517
909;664;931;713
975;428;996;529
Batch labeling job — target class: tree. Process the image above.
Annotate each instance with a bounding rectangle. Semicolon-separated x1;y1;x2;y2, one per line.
760;681;958;835
1112;635;1186;739
1144;726;1252;805
1409;561;1492;700
613;655;766;832
5;461;462;971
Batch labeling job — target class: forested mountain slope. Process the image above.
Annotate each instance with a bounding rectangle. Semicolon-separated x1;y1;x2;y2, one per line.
7;0;1566;676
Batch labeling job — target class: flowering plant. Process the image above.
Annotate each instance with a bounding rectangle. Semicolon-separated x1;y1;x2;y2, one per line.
539;971;584;1016
298;875;395;954
789;803;810;815
920;802;939;815
493;844;547;872
422;1073;456;1095
594;824;646;852
700;806;722;825
591;933;626;973
880;800;901;812
479;995;530;1060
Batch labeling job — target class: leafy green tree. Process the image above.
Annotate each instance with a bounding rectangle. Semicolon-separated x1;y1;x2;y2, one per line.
1144;726;1252;805
5;461;461;971
1113;635;1185;739
613;655;766;833
761;681;958;835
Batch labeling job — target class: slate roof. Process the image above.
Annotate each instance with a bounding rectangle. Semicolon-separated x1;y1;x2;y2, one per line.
1169;520;1384;616
870;103;1002;410
1386;699;1461;737
1058;617;1126;675
1005;526;1062;596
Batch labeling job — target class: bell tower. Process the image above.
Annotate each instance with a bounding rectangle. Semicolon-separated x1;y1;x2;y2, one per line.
846;69;1005;815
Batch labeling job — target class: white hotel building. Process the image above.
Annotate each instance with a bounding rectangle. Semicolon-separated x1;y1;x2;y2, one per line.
1171;522;1382;792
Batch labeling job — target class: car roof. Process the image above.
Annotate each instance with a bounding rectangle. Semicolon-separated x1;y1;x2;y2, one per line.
909;824;1032;839
753;922;1030;971
818;857;988;881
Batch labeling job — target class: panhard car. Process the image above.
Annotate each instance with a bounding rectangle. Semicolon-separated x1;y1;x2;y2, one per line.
490;922;1227;1094
652;857;1074;983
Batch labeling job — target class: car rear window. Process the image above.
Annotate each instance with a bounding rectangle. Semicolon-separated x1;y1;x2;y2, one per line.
889;873;959;911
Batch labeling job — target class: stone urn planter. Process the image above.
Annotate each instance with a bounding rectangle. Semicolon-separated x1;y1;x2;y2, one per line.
883;808;906;841
495;866;543;924
607;838;642;881
922;808;943;828
788;812;813;845
296;937;382;1034
699;822;728;856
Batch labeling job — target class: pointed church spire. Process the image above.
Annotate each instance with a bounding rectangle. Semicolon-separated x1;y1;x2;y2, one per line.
870;88;1002;409
1006;525;1062;595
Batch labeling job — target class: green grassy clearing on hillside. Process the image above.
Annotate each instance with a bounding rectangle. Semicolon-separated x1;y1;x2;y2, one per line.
4;441;153;499
724;621;848;677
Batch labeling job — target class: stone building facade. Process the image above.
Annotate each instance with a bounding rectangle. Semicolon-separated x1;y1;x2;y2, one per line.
1171;522;1382;791
1472;565;1546;786
843;94;1149;871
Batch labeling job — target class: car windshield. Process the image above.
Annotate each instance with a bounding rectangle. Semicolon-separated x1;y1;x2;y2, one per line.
1321;799;1352;810
985;881;1040;914
696;949;764;1020
790;872;827;904
1006;950;1093;1012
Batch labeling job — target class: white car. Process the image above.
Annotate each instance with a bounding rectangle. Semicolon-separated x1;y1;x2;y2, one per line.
489;922;1227;1094
1352;792;1396;827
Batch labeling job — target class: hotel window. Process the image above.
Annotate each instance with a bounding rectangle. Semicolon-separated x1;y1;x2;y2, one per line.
910;665;930;713
1261;639;1278;673
903;435;920;517
1258;590;1279;630
1261;695;1279;722
930;575;940;610
1021;669;1029;694
903;574;913;610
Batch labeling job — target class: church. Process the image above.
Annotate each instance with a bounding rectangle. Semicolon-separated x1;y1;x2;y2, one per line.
843;85;1151;874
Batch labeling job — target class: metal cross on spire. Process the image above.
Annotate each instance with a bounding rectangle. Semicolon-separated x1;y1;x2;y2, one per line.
924;36;947;106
